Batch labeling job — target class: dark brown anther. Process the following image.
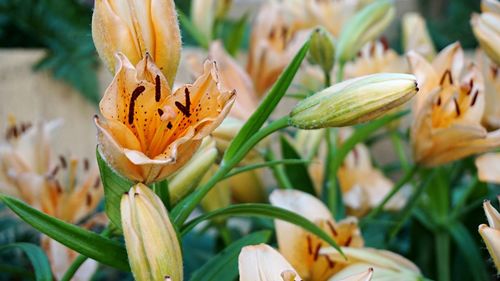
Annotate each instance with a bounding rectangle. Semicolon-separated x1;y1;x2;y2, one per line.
55;181;63;194
128;86;146;124
50;166;60;177
453;98;461;116
59;156;67;169
83;158;89;171
436;96;442;106
491;65;498;77
380;36;390;51
155;75;161;102
439;69;453;86
86;193;92;206
369;42;376;56
306;235;313;255
167;122;173;129
175;88;192;117
157;108;164;117
313;243;322;261
470;90;479;106
344;235;353;247
93;177;101;188
324;255;335;269
326;221;338;237
134;192;140;197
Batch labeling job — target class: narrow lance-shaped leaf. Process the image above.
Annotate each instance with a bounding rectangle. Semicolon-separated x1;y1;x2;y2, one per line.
0;194;130;271
0;243;52;281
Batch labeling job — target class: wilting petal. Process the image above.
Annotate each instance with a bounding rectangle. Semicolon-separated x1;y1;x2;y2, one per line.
92;0;181;86
96;54;235;183
475;153;500;184
238;244;301;281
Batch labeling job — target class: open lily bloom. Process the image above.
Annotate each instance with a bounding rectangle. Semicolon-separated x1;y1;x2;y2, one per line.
239;244;302;281
409;42;500;167
345;39;407;79
478;198;500;273
322;247;422;281
247;0;308;96
0;119;60;208
337;128;405;216
402;13;436;61
270;190;363;281
471;0;500;66
477;51;500;130
95;53;235;184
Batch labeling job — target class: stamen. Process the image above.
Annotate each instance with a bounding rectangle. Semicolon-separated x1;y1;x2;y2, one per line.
306;235;312;255
453;98;460;116
86;193;92;206
439;70;453;86
324;255;335;268
326;221;338;237
50;166;60;177
157;108;164;117
369;42;376;56
83;158;89;171
380;36;390;51
59;156;67;169
167;122;173;129
175;88;192;117
436;96;442;106
155;75;161;102
128;86;146;124
93;177;101;189
313;243;322;261
470;90;479;106
344;235;353;247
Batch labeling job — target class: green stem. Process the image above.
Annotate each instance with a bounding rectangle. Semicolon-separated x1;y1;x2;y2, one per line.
336;62;345;82
324;71;331;88
264;150;294;189
325;129;344;219
223;159;309;180
60;226;113;281
435;231;451;281
172;117;290;226
217;224;232;246
389;130;409;172
450;176;478;220
153;179;171;210
361;165;418;225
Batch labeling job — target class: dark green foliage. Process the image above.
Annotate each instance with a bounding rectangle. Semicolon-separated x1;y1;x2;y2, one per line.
0;0;100;104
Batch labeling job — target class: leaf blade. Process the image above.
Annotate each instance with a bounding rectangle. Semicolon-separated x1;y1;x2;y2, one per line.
0;243;52;281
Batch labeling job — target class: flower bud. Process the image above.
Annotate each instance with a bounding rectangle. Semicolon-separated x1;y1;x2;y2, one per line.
402;13;436;61
309;28;336;74
121;183;183;281
478;198;500;273
191;0;233;42
92;0;181;87
336;0;395;64
168;137;218;205
471;12;500;66
289;73;418;129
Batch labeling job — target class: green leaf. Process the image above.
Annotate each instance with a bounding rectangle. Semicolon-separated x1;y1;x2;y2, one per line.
181;203;344;255
223;14;248;56
0;194;130;271
96;147;133;230
177;9;209;49
188;231;271;281
223;38;311;162
280;135;316;195
449;223;489;281
0;243;52;281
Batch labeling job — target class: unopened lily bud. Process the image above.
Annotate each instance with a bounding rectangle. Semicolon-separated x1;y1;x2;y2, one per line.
121;183;183;281
191;0;233;41
289;73;418;129
336;0;395;64
478;199;500;273
471;12;500;66
309;28;336;74
168;137;218;205
402;13;436;61
92;0;181;87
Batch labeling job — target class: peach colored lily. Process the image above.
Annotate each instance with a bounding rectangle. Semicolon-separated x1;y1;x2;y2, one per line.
337;128;406;217
475;153;500;184
477;51;500;130
92;0;181;87
471;0;500;66
247;1;308;96
402;13;436;61
270;189;363;281
95;53;235;183
409;42;500;167
478;198;500;274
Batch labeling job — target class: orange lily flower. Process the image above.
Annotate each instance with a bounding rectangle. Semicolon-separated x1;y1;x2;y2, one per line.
409;42;500;166
94;53;235;183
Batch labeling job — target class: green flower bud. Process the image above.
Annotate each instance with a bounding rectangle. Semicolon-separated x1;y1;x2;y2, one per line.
336;0;395;64
309;28;336;74
121;183;183;281
289;73;418;129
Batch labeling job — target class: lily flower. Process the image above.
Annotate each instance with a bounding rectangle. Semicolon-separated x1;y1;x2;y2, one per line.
191;0;233;41
94;53;235;184
478;198;500;274
92;0;181;87
477;51;500;130
238;244;302;281
0;119;60;208
345;39;408;79
337;128;406;216
121;183;183;281
247;0;308;96
409;42;500;166
270;189;363;281
322;247;422;281
402;13;436;61
471;0;500;66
